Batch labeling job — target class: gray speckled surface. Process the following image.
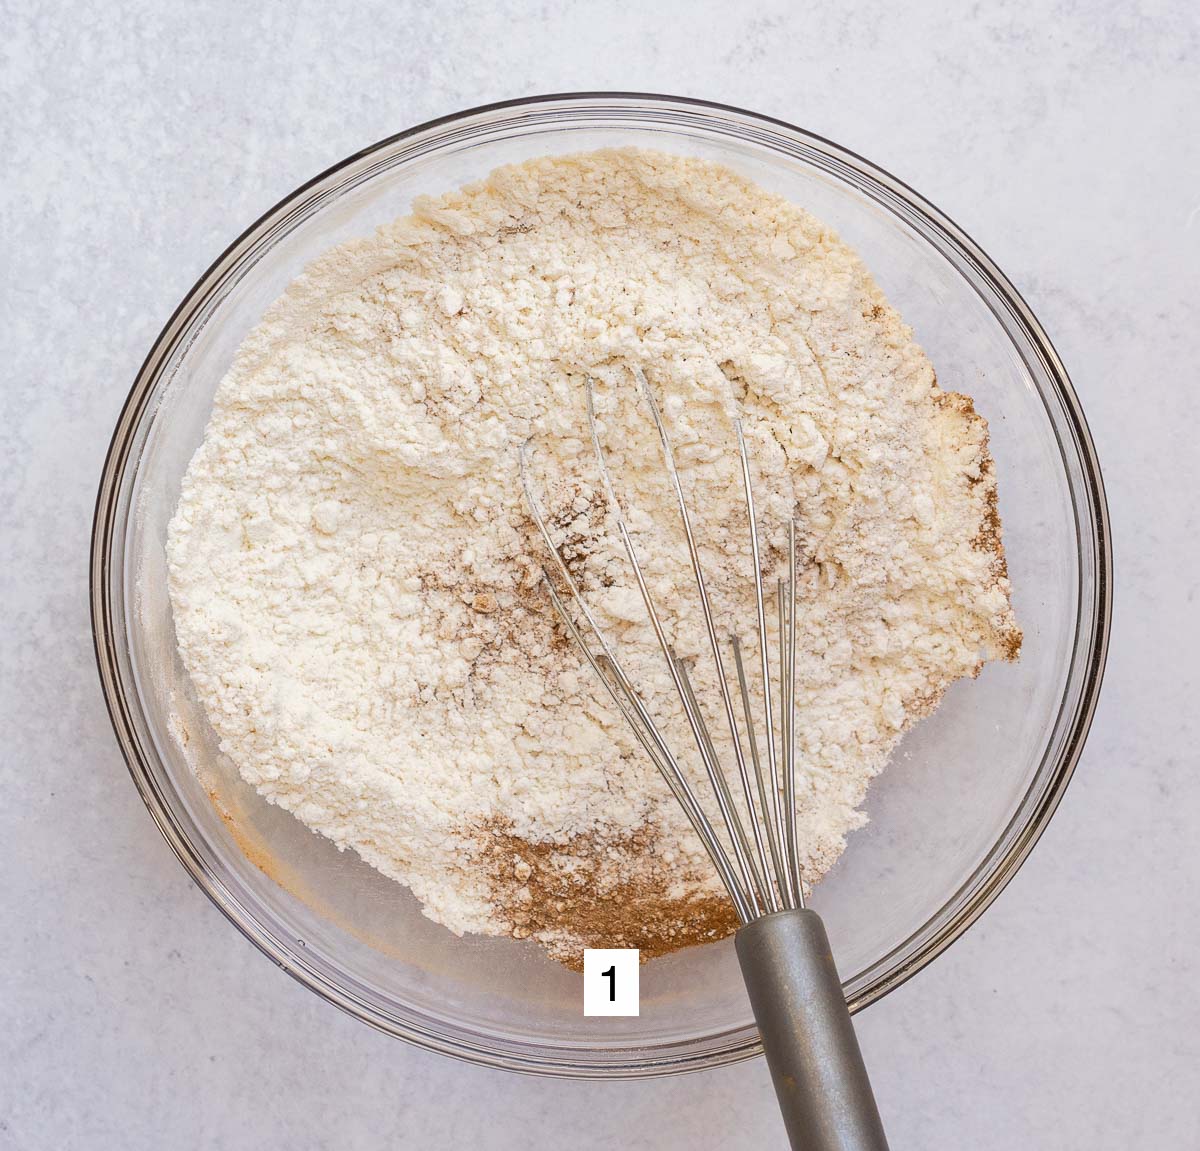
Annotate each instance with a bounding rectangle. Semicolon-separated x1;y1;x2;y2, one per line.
2;2;1198;1148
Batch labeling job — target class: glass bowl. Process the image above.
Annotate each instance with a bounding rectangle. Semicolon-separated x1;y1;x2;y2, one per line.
91;93;1111;1077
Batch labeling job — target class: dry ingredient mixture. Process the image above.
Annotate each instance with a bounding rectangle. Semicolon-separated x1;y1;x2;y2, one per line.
167;149;1020;966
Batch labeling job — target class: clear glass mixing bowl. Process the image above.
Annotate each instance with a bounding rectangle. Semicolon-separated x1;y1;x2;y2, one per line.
91;94;1111;1077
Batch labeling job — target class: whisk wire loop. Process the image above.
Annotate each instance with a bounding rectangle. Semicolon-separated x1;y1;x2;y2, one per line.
584;378;764;916
521;444;756;921
521;366;807;921
626;369;779;913
736;421;795;910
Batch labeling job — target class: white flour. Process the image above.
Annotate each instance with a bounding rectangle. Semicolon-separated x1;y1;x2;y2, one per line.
167;149;1019;963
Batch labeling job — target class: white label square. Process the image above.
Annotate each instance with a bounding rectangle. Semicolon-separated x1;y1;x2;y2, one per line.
583;948;640;1016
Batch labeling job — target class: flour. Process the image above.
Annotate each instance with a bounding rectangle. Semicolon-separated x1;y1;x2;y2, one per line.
166;149;1020;964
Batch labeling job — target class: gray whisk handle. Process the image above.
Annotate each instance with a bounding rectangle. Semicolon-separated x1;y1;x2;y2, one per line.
735;909;889;1151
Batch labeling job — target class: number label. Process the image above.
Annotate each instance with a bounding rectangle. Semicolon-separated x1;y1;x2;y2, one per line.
584;949;639;1016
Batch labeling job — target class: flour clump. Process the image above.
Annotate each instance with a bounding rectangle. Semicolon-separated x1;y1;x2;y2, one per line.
166;149;1020;965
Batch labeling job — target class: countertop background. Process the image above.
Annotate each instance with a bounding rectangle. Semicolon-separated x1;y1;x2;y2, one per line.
3;2;1198;1148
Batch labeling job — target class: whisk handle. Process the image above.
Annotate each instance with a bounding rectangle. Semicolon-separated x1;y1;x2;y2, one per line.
736;909;889;1151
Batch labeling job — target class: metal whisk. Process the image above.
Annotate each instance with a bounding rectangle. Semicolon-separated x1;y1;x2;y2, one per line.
522;365;888;1151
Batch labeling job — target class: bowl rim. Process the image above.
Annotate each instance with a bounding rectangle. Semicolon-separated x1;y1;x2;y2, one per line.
90;90;1113;1078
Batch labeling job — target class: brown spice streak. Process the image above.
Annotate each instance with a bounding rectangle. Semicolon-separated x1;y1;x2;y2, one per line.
934;388;1024;661
472;819;739;970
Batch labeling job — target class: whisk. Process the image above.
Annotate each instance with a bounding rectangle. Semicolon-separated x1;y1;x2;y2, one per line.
522;365;889;1151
